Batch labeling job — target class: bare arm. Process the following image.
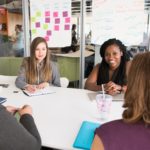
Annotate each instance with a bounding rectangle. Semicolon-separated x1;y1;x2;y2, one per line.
85;64;102;91
106;60;132;94
91;134;104;150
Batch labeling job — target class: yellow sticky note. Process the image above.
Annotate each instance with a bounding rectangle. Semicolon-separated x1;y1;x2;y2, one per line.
32;29;37;34
31;17;36;22
43;24;48;30
36;11;41;17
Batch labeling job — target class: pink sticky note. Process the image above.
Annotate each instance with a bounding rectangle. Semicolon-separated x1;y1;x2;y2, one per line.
64;24;70;30
45;11;50;16
53;12;58;17
36;22;40;28
55;18;60;24
45;18;50;23
45;36;49;41
65;17;70;23
54;25;59;31
47;30;52;36
63;11;68;17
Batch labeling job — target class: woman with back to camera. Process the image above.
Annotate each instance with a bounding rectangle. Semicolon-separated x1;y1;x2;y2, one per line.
91;52;150;150
15;37;60;93
85;38;131;95
0;104;41;150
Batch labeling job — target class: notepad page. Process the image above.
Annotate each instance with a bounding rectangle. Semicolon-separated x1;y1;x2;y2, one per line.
23;87;55;96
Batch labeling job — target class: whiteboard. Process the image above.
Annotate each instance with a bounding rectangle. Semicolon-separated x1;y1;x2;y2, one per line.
30;0;71;47
91;0;147;46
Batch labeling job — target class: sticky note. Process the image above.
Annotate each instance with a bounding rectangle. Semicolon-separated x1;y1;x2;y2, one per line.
55;18;60;24
64;24;70;30
54;25;59;31
47;30;52;36
53;12;58;17
45;18;50;23
65;17;70;23
45;36;49;41
45;11;50;16
36;11;41;17
32;29;36;34
63;11;68;17
43;24;48;30
31;17;36;22
36;22;40;28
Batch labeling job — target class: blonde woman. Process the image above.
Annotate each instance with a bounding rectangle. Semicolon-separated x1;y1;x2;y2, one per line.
91;52;150;150
15;37;60;93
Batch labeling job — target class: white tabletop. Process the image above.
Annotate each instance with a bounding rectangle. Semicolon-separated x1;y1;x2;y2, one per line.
52;49;94;58
0;75;124;149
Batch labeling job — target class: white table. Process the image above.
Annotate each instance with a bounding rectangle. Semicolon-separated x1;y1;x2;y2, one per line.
0;75;124;149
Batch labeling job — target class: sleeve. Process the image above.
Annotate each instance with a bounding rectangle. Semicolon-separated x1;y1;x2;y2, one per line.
0;105;41;150
20;114;41;147
94;125;110;150
15;58;28;89
51;61;61;87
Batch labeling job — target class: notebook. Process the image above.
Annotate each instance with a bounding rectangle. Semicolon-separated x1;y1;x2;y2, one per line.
23;87;55;96
73;121;100;150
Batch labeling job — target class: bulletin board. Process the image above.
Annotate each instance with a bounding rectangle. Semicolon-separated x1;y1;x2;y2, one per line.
91;0;147;46
30;0;71;47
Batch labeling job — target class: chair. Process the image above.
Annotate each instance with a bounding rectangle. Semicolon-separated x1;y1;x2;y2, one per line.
60;77;69;88
83;78;87;88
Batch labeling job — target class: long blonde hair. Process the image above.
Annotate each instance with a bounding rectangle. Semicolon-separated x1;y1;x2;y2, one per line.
123;52;150;124
26;37;51;84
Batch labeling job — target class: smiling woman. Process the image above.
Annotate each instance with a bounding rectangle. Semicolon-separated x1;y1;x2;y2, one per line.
15;37;61;92
85;38;132;95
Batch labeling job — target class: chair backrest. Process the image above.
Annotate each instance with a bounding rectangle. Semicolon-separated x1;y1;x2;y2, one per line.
60;77;69;88
83;78;87;88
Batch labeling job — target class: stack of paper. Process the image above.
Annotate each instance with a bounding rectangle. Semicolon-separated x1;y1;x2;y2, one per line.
23;87;55;97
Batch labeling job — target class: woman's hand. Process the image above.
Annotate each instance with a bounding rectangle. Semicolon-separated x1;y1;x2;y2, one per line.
24;84;37;93
36;82;49;89
18;105;32;116
104;81;121;95
6;106;19;115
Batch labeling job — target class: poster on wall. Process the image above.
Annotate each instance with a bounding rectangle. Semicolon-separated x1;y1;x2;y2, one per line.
91;0;147;46
30;0;71;47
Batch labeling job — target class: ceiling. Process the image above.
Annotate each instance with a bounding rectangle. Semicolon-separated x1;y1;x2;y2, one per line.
0;0;92;15
145;0;150;13
0;0;149;15
72;0;92;16
0;0;22;13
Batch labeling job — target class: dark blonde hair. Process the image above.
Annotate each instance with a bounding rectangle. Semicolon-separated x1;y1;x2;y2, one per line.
26;37;51;84
123;52;150;124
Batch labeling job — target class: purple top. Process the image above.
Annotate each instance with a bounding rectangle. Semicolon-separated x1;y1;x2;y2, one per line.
95;119;150;150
